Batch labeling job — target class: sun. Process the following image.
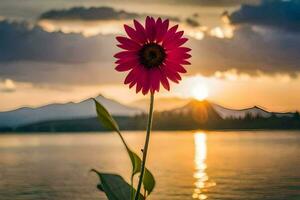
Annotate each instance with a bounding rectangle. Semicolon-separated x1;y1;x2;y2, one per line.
191;83;209;101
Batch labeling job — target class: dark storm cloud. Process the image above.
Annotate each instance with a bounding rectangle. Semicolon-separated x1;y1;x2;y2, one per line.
1;18;300;86
166;0;260;6
39;6;139;21
0;20;115;63
190;25;300;76
0;61;122;85
185;17;200;27
229;0;300;32
0;20;122;85
39;6;179;22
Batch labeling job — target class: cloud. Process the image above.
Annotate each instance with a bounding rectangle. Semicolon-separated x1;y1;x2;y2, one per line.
39;6;179;22
0;79;16;92
161;0;260;6
190;25;300;76
39;6;139;21
0;20;123;86
0;61;122;86
37;6;180;37
185;17;200;27
0;20;115;63
1;17;300;88
229;0;300;32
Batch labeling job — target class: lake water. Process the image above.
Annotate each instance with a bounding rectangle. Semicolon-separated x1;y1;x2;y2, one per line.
0;131;300;200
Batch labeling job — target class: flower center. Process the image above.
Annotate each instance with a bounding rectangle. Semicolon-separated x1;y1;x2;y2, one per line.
139;43;166;68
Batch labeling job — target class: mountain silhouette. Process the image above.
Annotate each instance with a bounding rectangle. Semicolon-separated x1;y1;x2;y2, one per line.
0;94;142;128
0;95;298;132
167;100;222;123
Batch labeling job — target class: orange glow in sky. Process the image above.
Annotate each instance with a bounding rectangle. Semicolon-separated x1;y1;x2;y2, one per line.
191;83;209;101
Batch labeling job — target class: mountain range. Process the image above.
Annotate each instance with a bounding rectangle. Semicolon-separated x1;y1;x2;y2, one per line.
0;94;142;128
0;94;297;131
212;103;294;119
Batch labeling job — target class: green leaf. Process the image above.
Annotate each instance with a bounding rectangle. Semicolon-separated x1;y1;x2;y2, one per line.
128;151;141;175
143;168;155;195
91;169;145;200
93;99;130;150
128;150;155;195
93;98;120;133
93;99;156;196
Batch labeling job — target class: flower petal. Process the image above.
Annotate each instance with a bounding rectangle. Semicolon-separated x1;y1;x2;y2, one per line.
135;77;143;93
115;56;138;64
114;51;138;59
142;75;150;95
167;47;191;53
165;60;187;73
165;38;189;50
167;52;191;61
124;24;146;44
162;64;182;83
162;25;178;42
136;66;147;93
133;19;147;43
150;68;160;92
156;18;162;28
116;36;140;50
155;18;162;42
163;30;184;47
145;16;156;42
124;67;139;84
159;68;170;91
181;60;191;65
167;59;191;65
125;66;145;93
129;80;136;88
115;61;137;71
180;47;191;52
156;19;169;43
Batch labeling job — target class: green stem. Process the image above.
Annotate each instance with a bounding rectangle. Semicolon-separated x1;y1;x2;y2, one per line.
134;92;155;200
130;174;134;200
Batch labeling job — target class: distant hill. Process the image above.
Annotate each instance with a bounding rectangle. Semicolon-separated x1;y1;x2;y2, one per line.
152;100;299;130
132;97;294;119
151;100;223;130
11;116;147;132
156;99;293;121
131;97;190;111
0;97;299;132
0;94;142;128
211;103;294;119
168;100;222;122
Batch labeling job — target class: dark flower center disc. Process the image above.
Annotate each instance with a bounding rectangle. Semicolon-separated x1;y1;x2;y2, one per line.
139;43;166;68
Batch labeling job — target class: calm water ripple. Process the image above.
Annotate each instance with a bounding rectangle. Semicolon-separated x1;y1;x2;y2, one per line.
0;131;300;200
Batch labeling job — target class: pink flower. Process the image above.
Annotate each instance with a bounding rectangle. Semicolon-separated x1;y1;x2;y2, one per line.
114;16;191;95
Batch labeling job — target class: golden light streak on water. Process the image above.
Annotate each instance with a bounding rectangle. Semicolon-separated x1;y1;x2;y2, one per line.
193;132;216;199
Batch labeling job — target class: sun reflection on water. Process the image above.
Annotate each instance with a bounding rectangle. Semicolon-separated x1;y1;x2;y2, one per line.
193;132;216;199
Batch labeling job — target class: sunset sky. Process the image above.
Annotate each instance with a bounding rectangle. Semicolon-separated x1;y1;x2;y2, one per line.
1;0;300;112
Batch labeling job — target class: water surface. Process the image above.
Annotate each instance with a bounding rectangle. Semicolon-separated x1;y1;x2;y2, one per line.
0;131;299;200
